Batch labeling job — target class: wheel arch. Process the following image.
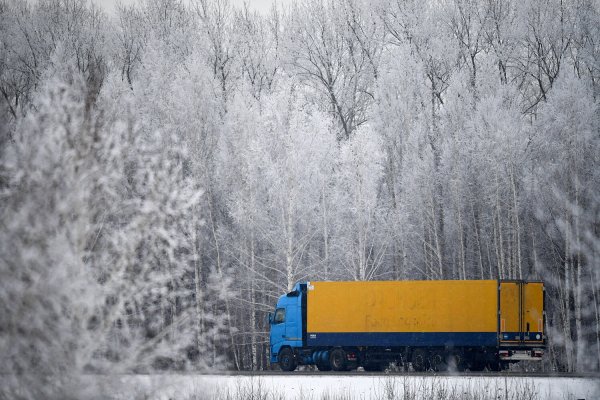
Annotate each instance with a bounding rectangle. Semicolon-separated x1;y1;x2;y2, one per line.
278;345;293;354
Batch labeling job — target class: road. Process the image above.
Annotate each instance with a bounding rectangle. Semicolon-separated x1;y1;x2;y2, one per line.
188;370;600;378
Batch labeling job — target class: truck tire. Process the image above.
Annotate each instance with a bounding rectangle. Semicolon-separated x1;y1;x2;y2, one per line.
279;348;296;371
431;350;446;372
411;348;428;372
448;350;466;372
329;348;347;372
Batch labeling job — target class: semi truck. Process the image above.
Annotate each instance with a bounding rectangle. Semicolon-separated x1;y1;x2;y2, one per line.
268;280;545;372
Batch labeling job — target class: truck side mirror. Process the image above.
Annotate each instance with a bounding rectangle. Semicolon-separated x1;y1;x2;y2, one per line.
268;313;272;325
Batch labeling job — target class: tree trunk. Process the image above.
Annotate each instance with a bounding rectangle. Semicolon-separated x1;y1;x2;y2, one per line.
430;90;445;280
493;199;502;279
471;198;484;279
423;217;432;279
285;196;295;292
574;155;584;372
432;192;444;280
322;183;329;281
591;273;600;371
207;191;240;370
455;184;466;280
250;229;257;371
564;213;574;371
192;206;205;354
511;168;522;279
495;180;506;279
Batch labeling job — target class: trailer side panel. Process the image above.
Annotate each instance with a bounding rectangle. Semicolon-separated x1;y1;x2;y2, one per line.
306;280;497;347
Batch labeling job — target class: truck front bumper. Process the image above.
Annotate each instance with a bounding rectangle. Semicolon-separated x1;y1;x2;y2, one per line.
270;345;278;363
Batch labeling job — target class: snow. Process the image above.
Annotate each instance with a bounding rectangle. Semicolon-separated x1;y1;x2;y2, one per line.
78;373;599;400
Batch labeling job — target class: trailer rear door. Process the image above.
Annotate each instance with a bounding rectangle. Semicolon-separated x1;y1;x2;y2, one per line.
499;281;544;345
499;282;520;343
522;282;544;343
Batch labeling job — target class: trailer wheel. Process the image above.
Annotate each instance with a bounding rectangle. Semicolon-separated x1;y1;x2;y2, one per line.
431;350;446;372
329;348;347;372
446;350;466;372
411;348;428;372
279;348;296;372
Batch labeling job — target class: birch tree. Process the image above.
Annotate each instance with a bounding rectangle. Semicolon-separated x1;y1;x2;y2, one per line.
531;71;600;371
334;126;387;281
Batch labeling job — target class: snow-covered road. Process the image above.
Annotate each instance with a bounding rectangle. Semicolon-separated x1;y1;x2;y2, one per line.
78;373;599;400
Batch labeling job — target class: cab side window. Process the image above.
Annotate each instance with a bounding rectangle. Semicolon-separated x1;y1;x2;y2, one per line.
274;308;285;324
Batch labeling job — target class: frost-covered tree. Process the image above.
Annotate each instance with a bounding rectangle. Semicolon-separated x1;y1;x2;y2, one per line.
112;2;146;87
229;84;337;293
333;126;387;281
0;74;117;397
286;0;381;139
1;0;600;376
194;0;238;106
529;71;600;372
0;0;108;121
0;64;223;397
233;4;281;100
222;83;338;369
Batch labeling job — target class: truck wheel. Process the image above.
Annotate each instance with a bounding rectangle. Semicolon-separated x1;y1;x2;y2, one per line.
279;348;296;372
411;348;428;372
329;348;347;372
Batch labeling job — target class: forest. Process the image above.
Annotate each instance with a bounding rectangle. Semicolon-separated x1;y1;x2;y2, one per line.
0;0;599;393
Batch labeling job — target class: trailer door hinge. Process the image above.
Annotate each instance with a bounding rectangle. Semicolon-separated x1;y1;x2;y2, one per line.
498;310;502;315
498;286;502;290
542;311;546;315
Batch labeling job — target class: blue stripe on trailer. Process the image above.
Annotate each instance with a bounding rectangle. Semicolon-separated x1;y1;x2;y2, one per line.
306;332;497;347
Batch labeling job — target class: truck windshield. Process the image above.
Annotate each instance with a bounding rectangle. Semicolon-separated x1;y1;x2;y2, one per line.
273;308;285;324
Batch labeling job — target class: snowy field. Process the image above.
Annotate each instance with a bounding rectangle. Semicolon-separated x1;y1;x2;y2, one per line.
64;373;600;400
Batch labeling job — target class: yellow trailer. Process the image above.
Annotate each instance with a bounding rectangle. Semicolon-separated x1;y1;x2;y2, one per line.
307;280;499;347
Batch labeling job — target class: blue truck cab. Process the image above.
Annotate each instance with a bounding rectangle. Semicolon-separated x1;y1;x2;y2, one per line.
268;283;305;365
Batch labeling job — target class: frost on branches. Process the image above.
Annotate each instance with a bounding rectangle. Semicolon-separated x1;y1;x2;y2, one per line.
0;0;600;386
